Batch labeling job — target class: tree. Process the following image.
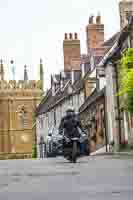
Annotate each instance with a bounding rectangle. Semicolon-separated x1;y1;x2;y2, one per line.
118;48;133;113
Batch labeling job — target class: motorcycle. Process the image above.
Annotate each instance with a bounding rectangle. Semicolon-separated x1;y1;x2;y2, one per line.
63;130;84;163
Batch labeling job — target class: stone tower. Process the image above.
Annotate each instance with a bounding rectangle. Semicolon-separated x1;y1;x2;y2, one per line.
0;60;43;158
119;0;133;29
63;33;81;71
86;14;105;56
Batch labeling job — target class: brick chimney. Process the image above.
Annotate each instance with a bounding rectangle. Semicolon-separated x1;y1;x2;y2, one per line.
63;33;81;72
86;14;104;55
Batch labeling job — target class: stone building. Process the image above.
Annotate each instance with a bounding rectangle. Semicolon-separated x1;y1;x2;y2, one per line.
79;56;106;153
119;0;133;29
79;88;106;152
0;60;43;158
98;15;133;152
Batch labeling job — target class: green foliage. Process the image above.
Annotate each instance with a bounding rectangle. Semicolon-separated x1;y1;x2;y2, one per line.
118;48;133;113
32;112;36;124
32;144;37;158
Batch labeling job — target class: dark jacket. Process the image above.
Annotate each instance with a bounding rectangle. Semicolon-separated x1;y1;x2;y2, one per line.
59;113;83;137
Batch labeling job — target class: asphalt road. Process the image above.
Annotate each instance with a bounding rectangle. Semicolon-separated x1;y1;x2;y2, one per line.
0;156;133;200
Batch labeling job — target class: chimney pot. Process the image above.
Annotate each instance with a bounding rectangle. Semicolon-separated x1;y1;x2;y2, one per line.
65;33;67;40
74;33;78;39
89;15;94;24
96;13;101;24
69;33;73;40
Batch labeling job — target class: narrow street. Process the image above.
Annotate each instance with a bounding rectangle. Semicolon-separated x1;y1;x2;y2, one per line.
0;156;133;200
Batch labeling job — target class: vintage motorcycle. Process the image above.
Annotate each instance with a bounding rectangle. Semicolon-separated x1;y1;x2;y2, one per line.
63;129;88;163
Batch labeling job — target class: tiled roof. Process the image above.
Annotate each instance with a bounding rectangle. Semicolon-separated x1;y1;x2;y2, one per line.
79;88;105;113
36;77;85;116
102;32;119;47
35;89;52;115
99;19;133;67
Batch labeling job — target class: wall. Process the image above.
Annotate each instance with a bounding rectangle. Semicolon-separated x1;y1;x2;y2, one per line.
105;63;120;151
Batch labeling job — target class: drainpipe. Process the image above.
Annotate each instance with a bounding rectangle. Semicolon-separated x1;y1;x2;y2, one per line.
103;90;108;152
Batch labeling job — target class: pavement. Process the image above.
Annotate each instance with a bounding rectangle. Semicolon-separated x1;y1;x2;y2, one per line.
90;145;133;156
0;156;133;200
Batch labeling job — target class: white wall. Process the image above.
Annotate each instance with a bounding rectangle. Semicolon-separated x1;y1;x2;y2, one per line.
105;64;115;144
105;62;121;150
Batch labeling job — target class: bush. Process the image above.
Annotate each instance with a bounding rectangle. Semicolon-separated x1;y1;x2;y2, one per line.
32;144;37;158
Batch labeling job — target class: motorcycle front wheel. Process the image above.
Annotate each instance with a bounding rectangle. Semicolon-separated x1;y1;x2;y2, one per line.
72;141;78;163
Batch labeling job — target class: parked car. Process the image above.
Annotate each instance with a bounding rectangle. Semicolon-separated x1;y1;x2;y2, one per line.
46;128;63;157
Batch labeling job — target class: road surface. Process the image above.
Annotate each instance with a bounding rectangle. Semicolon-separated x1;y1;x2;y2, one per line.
0;156;133;200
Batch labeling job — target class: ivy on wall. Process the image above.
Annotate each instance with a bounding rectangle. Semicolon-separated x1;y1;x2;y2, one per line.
118;48;133;113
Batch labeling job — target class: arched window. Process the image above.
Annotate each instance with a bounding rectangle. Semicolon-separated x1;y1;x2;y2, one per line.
18;106;28;129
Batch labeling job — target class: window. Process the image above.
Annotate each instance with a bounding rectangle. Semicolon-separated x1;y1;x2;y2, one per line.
17;105;28;129
19;110;28;129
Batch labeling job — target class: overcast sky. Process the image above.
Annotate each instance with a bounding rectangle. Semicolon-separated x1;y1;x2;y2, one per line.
0;0;121;89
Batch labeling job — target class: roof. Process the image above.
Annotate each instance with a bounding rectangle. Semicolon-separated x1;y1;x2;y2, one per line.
79;88;105;113
36;79;84;116
35;89;52;115
102;32;119;47
99;17;133;67
73;78;84;91
36;50;105;116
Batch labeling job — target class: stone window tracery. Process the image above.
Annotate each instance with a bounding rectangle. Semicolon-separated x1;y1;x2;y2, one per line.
17;105;28;129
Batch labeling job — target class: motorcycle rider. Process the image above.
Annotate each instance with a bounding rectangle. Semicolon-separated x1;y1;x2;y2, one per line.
59;107;86;159
59;107;82;138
